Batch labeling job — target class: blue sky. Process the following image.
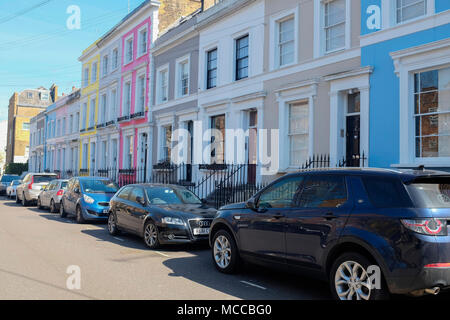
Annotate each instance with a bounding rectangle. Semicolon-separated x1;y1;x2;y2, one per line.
0;0;144;121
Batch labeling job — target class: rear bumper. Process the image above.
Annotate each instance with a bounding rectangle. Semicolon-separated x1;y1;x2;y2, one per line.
383;234;450;294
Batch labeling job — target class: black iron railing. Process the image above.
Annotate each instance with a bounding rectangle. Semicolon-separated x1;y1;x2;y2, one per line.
58;163;265;209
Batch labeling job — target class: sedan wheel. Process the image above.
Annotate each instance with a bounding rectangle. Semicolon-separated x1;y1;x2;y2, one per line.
50;200;56;213
144;221;159;249
108;213;119;236
22;193;28;207
211;230;240;274
59;202;67;218
76;206;85;224
37;197;43;210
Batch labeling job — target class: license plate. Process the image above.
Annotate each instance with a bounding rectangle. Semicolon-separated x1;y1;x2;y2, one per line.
103;209;109;214
193;228;210;235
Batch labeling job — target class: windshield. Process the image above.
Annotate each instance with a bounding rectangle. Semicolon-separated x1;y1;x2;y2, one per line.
81;180;118;193
1;176;17;183
33;175;57;183
145;187;201;205
406;178;450;208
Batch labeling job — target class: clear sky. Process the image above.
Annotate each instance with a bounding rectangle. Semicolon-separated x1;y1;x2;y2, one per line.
0;0;144;121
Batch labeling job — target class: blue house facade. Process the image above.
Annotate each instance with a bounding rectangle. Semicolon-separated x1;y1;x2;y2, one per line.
361;0;450;170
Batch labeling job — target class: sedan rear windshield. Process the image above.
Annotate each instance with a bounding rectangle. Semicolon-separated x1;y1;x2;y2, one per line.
81;180;118;193
145;187;201;205
33;175;57;183
406;178;450;208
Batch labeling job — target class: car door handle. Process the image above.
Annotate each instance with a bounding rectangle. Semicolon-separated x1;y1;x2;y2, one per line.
273;214;285;219
323;212;338;220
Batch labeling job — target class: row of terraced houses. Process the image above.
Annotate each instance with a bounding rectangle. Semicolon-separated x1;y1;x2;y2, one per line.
28;0;450;204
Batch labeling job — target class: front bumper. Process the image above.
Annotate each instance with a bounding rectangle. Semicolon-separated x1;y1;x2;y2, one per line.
81;203;110;221
157;223;210;245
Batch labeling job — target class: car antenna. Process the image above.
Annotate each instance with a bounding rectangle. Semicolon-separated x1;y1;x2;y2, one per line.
415;165;425;171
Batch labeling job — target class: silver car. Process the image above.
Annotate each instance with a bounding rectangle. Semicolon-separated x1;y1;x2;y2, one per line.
0;175;19;195
16;173;58;206
6;180;21;198
37;179;68;213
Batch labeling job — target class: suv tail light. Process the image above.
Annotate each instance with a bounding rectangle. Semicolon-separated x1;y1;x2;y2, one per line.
28;176;34;190
56;189;64;196
401;219;448;236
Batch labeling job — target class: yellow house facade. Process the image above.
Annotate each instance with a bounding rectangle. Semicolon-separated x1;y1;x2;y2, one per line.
79;41;100;172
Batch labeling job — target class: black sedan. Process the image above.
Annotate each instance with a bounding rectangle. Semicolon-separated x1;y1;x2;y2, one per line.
108;184;217;249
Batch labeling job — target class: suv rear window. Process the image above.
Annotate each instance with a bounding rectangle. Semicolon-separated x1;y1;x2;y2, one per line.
362;177;412;208
33;175;57;183
406;178;450;208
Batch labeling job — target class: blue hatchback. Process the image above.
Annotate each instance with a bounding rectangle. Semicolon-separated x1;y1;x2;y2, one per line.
59;177;119;224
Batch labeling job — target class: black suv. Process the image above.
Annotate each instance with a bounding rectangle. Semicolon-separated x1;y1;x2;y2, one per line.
210;168;450;300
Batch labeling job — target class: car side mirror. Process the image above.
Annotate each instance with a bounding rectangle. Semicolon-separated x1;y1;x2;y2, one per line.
136;196;146;206
246;198;257;211
74;188;80;194
201;198;207;205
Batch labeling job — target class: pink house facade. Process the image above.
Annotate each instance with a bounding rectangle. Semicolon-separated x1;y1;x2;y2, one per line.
118;14;154;176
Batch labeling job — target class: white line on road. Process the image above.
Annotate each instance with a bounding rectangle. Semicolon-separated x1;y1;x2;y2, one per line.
240;280;267;290
154;251;170;258
113;237;124;242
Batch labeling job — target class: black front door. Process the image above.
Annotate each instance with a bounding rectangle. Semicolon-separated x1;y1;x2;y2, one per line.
186;121;193;182
346;92;361;167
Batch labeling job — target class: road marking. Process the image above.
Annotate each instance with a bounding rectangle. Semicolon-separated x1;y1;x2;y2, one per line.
154;251;170;258
240;280;267;290
113;237;124;242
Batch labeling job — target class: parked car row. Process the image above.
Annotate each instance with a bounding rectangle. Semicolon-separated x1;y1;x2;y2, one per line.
1;167;449;300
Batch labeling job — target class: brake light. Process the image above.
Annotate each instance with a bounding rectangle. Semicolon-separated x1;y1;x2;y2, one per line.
424;263;450;269
56;190;64;196
401;219;448;236
28;176;34;189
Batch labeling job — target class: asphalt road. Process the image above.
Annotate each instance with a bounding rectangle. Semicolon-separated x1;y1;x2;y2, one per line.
0;196;331;300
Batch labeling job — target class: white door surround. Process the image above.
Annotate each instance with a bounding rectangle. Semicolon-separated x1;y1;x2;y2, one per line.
325;67;372;167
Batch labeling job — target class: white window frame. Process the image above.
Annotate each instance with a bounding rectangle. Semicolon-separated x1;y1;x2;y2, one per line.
102;55;108;77
89;97;96;127
135;70;146;113
91;62;98;83
122;78;132;116
175;55;190;98
124;35;134;65
314;0;351;58
123;135;134;169
391;0;434;26
112;47;119;70
110;87;118;121
270;7;299;70
83;67;89;87
156;64;169;105
391;38;450;166
100;92;107;124
277;83;317;171
138;25;148;57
